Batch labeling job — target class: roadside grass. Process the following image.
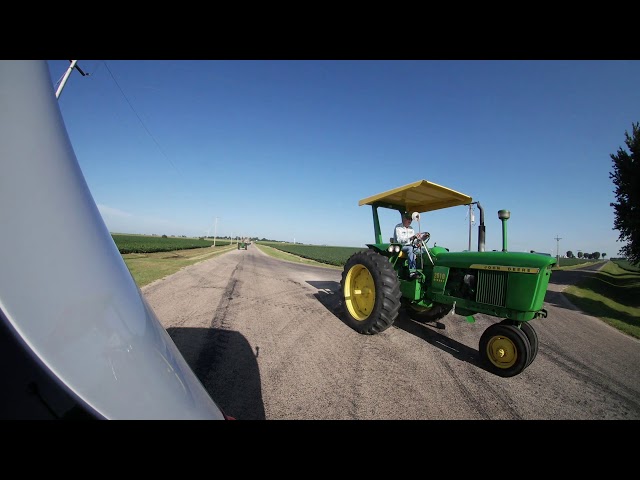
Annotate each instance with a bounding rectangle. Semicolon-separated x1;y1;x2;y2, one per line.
254;243;343;270
563;261;640;340
123;244;236;287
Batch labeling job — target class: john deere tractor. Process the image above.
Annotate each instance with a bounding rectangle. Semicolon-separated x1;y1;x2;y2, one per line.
340;180;556;377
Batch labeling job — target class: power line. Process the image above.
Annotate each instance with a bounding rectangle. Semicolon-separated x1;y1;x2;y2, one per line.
101;61;184;180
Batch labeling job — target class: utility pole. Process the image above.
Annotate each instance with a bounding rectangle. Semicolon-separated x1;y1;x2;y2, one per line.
213;217;218;247
554;235;562;267
55;60;89;99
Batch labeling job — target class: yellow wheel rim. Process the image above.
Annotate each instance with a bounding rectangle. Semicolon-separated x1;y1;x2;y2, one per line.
344;264;375;321
486;335;518;369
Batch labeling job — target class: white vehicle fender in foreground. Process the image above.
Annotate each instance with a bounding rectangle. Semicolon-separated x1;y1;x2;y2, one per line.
0;60;228;419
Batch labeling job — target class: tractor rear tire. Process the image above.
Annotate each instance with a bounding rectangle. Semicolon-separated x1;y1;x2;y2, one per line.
340;250;401;335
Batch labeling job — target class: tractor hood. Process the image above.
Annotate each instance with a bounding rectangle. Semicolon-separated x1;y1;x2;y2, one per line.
436;251;557;270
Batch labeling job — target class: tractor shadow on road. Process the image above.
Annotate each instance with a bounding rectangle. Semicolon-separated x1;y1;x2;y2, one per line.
394;312;486;371
307;280;344;316
544;289;583;312
166;327;265;420
309;280;489;374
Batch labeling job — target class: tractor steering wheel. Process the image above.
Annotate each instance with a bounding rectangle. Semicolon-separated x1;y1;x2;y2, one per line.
411;232;430;247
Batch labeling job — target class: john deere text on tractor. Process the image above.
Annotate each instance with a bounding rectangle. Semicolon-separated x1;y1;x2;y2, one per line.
340;180;556;377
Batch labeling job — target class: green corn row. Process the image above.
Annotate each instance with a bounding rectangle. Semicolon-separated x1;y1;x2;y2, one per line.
112;234;231;254
262;242;366;266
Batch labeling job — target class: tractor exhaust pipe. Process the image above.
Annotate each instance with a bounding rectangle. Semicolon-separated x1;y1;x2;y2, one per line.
498;209;510;252
475;202;485;252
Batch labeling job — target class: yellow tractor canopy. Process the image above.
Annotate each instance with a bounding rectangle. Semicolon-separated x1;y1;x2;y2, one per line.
359;179;473;213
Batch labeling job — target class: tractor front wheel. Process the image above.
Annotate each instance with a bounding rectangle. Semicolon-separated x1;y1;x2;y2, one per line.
500;319;539;368
479;323;531;377
340;250;401;335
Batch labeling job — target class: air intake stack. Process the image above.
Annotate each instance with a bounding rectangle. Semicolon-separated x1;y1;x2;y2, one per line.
498;210;510;252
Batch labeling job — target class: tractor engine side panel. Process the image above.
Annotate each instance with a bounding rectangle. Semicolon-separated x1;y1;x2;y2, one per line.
427;264;552;321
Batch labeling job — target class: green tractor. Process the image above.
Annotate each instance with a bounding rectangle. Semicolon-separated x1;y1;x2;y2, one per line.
340;180;556;377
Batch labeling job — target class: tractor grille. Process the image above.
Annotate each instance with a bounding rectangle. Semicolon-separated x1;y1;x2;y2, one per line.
476;270;507;306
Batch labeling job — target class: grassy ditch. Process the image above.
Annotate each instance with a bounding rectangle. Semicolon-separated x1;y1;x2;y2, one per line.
563;261;640;339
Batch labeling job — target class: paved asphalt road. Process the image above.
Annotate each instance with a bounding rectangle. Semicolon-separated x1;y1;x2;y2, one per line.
142;248;640;420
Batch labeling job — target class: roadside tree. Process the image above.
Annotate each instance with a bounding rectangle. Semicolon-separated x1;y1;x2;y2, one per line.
610;122;640;265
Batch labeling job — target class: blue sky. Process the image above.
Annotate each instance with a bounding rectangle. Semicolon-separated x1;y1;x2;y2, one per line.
47;60;639;257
